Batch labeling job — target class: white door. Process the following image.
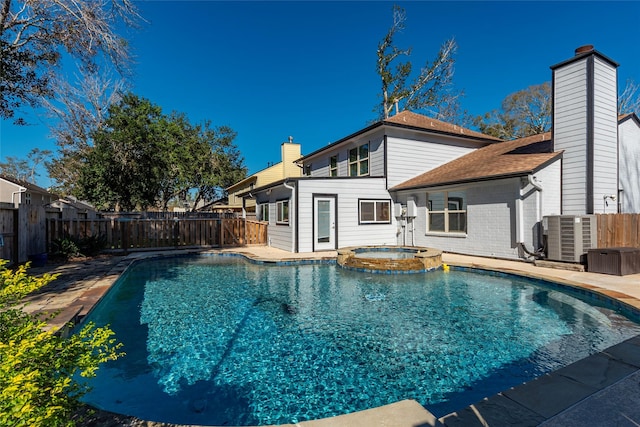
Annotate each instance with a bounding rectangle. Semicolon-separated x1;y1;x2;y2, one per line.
314;196;336;251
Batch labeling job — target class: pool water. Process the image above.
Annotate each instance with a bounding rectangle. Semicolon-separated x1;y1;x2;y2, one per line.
80;256;640;426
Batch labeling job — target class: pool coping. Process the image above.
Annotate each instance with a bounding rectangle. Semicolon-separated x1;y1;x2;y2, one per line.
21;247;640;427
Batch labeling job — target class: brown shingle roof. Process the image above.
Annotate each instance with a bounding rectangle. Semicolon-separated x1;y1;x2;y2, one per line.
0;174;55;195
384;111;503;142
391;132;561;191
297;111;501;162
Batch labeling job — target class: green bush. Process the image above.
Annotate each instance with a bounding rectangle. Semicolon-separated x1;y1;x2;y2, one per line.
51;237;82;260
0;260;122;426
78;235;107;257
51;235;107;260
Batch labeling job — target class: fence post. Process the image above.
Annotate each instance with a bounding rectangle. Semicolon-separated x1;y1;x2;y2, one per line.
121;221;129;254
12;209;19;264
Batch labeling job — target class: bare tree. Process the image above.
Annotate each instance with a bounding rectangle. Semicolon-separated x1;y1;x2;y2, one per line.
619;79;640;116
474;82;551;140
376;5;459;120
43;69;128;193
475;78;639;140
0;147;52;183
0;0;140;123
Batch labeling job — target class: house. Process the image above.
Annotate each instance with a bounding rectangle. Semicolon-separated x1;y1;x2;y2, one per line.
0;175;58;207
240;45;640;259
47;196;99;220
226;137;302;217
618;113;640;213
246;114;501;253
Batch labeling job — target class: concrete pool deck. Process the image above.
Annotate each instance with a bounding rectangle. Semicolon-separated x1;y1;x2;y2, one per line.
20;247;640;427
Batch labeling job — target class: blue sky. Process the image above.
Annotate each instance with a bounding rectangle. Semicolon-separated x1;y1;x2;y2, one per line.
1;1;639;188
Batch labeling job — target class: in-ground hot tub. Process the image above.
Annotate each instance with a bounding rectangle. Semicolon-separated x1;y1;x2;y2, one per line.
337;246;442;273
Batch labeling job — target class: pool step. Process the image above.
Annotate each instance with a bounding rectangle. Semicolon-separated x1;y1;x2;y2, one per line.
295;399;442;427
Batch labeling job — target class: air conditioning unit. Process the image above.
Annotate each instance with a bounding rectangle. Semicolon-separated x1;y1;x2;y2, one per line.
544;215;597;263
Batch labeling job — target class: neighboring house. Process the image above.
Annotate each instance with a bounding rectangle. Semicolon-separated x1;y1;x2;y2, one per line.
196;196;232;213
618;113;640;213
47;196;99;219
240;46;640;259
226;138;302;217
0;175;58;207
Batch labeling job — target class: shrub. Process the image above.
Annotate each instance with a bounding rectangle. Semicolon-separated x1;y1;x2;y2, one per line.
78;235;107;257
0;260;122;426
50;237;82;260
51;235;107;260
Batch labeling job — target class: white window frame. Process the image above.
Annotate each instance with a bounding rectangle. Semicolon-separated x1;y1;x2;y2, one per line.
349;143;369;177
260;203;270;223
329;155;338;177
358;199;391;224
276;199;289;224
427;191;467;234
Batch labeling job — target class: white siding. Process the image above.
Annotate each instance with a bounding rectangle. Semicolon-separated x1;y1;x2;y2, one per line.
592;57;619;213
554;59;589;215
386;132;480;188
305;127;487;186
256;186;294;252
619;118;640;213
537;159;562;217
308;132;385;178
398;175;561;260
297;178;396;252
369;136;385;176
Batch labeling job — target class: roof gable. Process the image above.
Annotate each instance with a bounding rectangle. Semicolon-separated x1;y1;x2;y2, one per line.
297;111;502;162
391;132;561;191
383;111;502;142
619;112;640;128
0;175;55;195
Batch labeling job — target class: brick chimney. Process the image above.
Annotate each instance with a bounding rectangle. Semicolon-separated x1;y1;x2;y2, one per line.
551;45;619;214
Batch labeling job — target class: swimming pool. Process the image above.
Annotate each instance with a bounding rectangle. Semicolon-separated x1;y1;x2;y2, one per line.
80;255;640;426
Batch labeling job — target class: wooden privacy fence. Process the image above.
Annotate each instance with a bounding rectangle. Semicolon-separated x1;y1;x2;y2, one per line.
1;203;49;265
47;218;267;252
596;214;640;248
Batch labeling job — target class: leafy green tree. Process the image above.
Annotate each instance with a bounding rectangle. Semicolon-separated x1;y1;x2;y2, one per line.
77;93;247;211
0;260;121;426
376;5;460;121
188;123;246;210
78;93;167;211
0;0;140;124
473;82;551;139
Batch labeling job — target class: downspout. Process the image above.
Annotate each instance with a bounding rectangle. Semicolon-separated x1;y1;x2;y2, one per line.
283;180;296;253
528;174;543;225
11;187;27;207
518;175;544;260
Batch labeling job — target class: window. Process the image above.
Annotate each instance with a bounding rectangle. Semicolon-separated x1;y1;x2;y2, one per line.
359;199;391;224
427;191;467;233
349;143;369;176
330;155;338;177
276;200;289;224
260;203;270;222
